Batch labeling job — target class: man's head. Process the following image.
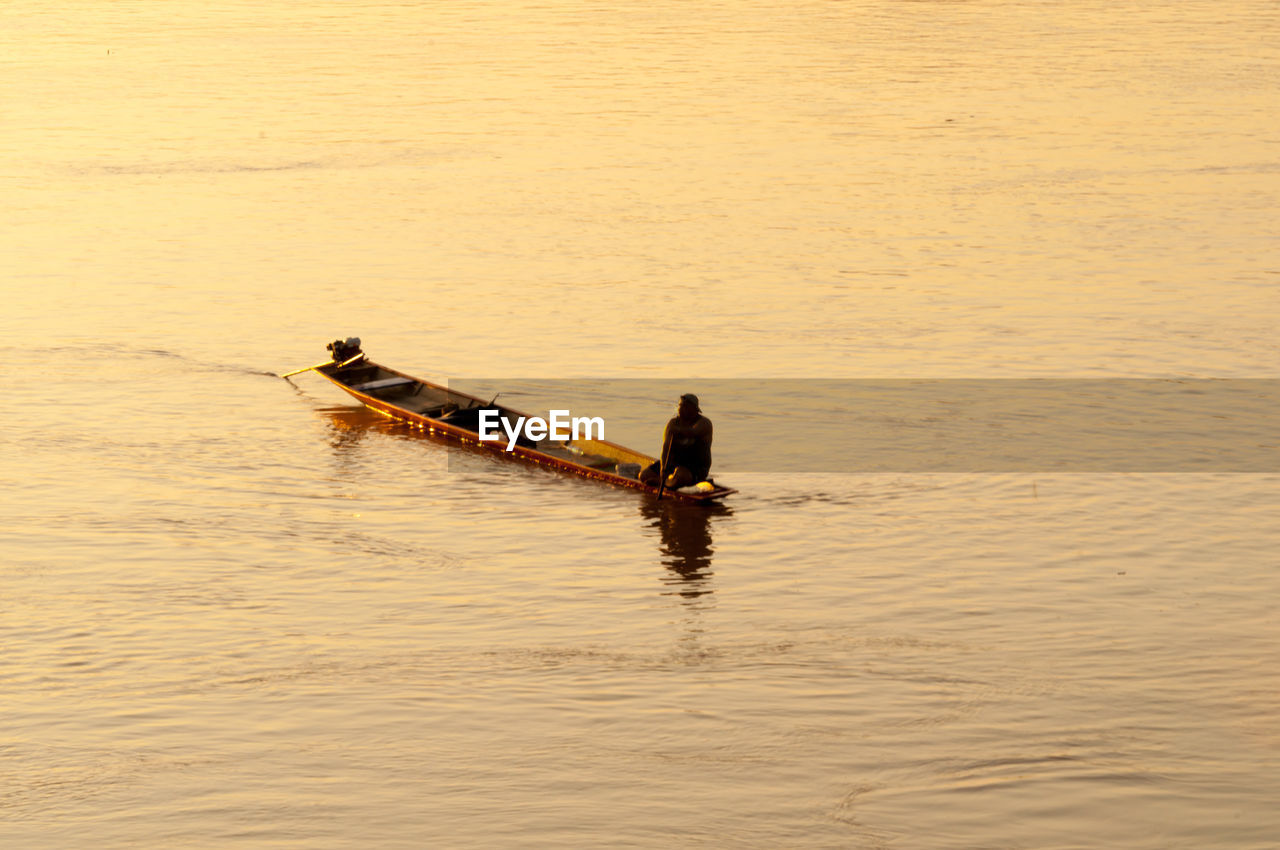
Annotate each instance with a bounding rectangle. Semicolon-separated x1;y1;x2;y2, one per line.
678;393;700;418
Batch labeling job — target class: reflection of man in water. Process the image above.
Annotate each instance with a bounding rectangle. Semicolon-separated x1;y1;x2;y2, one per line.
640;393;712;489
641;499;725;599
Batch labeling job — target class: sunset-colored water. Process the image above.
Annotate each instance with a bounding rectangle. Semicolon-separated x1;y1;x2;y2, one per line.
3;2;1278;847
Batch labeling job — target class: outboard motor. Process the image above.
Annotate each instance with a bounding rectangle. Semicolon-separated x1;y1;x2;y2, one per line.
327;336;363;364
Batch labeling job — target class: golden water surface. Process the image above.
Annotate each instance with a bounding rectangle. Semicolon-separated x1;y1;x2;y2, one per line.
3;2;1278;848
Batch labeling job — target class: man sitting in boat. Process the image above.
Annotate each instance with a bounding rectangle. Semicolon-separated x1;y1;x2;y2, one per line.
640;393;713;489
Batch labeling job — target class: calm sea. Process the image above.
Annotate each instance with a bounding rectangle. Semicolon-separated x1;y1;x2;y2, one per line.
3;2;1278;847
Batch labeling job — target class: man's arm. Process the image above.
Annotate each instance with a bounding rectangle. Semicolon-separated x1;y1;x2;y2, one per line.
660;419;676;461
695;417;713;446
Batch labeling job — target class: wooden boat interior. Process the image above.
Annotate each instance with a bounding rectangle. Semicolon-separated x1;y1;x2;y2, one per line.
330;362;654;475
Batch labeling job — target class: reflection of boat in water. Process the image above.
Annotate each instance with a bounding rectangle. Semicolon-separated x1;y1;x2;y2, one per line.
316;405;383;436
287;339;735;503
641;499;732;598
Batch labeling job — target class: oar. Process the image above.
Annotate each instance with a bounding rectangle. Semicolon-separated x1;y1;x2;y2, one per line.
280;352;365;379
655;437;673;501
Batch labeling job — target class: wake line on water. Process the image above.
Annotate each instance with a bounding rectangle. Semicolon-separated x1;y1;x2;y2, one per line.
66;147;457;179
95;159;327;176
25;342;279;379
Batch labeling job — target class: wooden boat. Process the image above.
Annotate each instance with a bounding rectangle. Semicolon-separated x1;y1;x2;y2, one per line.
286;339;735;503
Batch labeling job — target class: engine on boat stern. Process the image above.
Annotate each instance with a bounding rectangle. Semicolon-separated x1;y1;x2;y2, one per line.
327;337;363;363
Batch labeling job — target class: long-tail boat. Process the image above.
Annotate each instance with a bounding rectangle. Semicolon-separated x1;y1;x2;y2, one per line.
284;339;735;503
